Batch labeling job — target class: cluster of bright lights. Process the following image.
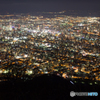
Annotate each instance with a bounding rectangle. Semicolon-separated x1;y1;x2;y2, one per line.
0;69;3;74
0;69;9;74
24;54;28;58
3;70;9;74
13;38;19;41
15;56;22;59
26;70;33;75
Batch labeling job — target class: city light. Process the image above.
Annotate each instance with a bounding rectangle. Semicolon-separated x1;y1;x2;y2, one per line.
0;13;99;83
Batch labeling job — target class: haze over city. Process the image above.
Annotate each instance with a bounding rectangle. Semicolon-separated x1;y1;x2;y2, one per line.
0;0;100;14
0;0;100;99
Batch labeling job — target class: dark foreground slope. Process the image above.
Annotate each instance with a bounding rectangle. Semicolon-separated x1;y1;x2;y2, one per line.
0;74;99;100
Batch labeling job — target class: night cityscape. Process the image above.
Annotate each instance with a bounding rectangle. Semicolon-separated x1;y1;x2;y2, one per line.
0;0;100;100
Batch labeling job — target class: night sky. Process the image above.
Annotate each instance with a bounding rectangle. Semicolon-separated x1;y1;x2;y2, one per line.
0;0;100;14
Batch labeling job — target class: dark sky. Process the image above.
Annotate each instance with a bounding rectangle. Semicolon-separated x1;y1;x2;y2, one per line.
0;0;100;14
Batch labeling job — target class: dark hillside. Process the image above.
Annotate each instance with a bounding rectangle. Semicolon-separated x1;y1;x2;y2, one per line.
0;74;99;100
